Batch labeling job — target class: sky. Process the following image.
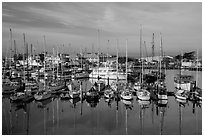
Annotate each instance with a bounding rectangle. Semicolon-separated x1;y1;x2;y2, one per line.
2;2;202;58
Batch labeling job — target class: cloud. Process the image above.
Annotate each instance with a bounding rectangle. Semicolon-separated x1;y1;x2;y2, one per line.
2;2;202;57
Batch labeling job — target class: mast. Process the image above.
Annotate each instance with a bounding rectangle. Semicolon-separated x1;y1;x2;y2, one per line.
23;33;26;83
126;39;128;84
14;40;17;69
31;44;33;66
43;35;46;90
140;25;143;84
152;33;155;61
26;43;29;81
80;47;83;69
116;39;119;82
52;48;55;80
196;50;198;87
141;41;144;84
57;46;59;79
97;29;100;79
9;28;12;69
159;33;162;80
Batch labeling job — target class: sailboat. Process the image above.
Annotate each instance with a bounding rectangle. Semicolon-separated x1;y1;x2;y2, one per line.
136;25;150;101
48;47;66;94
34;36;51;101
120;40;133;100
157;33;168;100
3;28;21;94
10;33;30;102
67;80;81;99
104;50;115;99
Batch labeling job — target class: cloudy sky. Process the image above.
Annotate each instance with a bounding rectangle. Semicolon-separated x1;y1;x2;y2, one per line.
2;2;202;57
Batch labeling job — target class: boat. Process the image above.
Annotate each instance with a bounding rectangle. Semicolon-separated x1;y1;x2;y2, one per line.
156;34;168;100
72;70;89;79
60;92;70;100
34;90;52;101
194;87;202;100
34;36;52;101
93;80;106;93
136;26;151;101
174;74;194;91
175;89;189;100
48;80;66;93
89;67;126;80
67;81;81;98
86;86;99;99
10;92;25;102
121;89;133;100
137;89;150;100
104;86;115;99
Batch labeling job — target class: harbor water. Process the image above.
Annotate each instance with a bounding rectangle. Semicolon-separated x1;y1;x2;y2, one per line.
2;70;202;135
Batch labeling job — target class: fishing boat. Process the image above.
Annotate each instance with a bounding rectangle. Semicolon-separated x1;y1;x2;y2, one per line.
174;74;194;91
174;53;194;91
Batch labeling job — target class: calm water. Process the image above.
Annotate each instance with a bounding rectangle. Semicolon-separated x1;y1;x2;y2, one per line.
2;70;202;135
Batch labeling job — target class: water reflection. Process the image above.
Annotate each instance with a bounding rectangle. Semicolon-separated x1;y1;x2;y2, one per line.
2;70;202;135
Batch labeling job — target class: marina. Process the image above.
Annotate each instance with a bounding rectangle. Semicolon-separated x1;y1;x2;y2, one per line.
2;70;202;135
2;2;202;135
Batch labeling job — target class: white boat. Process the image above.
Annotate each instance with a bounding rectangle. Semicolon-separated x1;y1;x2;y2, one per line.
104;87;114;99
175;89;189;100
174;74;194;91
120;89;133;100
137;89;150;100
89;67;126;80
